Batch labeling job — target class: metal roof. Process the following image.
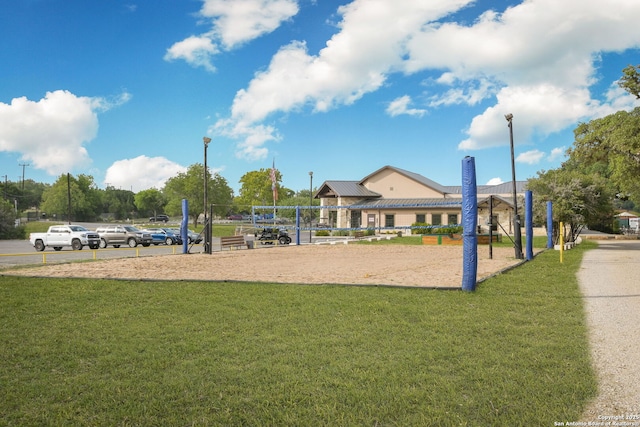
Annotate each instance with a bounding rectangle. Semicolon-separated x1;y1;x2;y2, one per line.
315;180;381;198
347;198;464;209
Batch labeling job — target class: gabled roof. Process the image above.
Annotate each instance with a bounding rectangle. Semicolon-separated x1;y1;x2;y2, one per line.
315;180;381;198
360;165;451;195
316;166;528;199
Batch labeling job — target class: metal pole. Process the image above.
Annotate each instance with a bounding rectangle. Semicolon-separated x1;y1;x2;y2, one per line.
506;114;523;259
203;136;211;254
489;195;493;260
309;171;313;243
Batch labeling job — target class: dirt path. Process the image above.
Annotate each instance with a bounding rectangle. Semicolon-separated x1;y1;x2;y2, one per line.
578;240;640;420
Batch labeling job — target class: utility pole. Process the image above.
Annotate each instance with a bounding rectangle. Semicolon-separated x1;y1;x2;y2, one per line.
19;163;29;190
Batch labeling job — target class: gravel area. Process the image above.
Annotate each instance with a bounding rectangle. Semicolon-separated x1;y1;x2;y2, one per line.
578;239;640;421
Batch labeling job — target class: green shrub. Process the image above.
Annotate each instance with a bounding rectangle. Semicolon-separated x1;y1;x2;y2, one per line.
315;230;330;237
411;222;462;235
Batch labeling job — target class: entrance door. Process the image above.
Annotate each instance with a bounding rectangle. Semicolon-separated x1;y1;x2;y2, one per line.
367;214;376;229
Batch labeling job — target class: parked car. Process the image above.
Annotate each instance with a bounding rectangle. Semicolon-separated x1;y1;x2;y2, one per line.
29;224;100;251
168;228;202;244
95;225;153;248
149;214;169;223
143;229;167;245
227;214;243;220
143;228;182;245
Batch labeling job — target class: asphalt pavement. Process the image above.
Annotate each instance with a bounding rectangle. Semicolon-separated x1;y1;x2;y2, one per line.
0;239;206;268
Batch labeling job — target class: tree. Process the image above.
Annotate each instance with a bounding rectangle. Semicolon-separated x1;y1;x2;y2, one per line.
18;179;48;212
618;64;640;99
276;188;319;222
162;163;234;225
102;186;137;220
134;188;166;218
40;174;101;221
527;167;614;243
235;169;282;213
569;107;640;202
0;199;25;239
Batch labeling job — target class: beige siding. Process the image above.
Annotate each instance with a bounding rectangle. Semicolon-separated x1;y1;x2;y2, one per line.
362;169;445;198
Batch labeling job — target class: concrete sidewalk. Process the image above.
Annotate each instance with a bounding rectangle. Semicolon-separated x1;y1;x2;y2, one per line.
578;240;640;420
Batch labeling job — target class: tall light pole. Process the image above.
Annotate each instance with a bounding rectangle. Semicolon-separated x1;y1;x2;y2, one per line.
505;114;523;259
309;171;313;243
203;136;212;254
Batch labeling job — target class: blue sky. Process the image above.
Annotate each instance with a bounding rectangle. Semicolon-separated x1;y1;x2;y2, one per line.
1;0;640;194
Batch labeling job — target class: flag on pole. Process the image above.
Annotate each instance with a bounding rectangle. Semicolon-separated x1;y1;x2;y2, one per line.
270;159;278;202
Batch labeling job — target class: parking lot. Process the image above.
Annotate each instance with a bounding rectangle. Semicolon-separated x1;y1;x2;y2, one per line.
0;239;206;268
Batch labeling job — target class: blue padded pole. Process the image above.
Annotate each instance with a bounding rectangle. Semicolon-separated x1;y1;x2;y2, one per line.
295;206;301;245
181;198;188;254
546;201;553;249
461;156;478;292
525;190;533;260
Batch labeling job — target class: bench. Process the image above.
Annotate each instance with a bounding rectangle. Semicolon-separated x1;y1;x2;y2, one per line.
354;231;365;239
220;235;249;250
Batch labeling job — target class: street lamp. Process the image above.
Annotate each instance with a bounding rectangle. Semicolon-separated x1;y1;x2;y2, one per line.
309;171;313;243
505;114;523;259
203;136;212;254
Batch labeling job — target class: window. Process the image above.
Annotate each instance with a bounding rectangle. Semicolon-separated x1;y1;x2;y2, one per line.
416;214;426;223
448;214;459;225
351;210;362;228
385;214;395;228
431;214;442;226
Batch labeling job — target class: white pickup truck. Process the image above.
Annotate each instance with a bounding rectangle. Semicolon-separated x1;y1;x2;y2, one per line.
30;225;101;251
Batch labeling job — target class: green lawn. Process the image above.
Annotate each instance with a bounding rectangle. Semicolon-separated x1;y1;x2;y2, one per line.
0;241;597;425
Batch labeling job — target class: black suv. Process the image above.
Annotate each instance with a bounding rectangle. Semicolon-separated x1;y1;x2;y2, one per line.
149;214;169;223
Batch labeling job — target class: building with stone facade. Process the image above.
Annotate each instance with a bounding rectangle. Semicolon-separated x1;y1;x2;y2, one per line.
314;165;527;234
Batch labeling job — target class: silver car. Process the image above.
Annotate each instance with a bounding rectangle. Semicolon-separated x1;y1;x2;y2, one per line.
96;225;153;248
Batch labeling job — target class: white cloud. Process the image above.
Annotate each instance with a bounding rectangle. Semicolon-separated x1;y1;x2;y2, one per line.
458;84;596;150
165;0;299;71
428;77;496;107
547;147;566;162
213;0;640;160
164;35;219;72
516;149;545;165
386;95;426;117
104;155;187;192
201;0;299;49
0;90;130;176
407;0;640;151
486;177;503;185
216;0;473;159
